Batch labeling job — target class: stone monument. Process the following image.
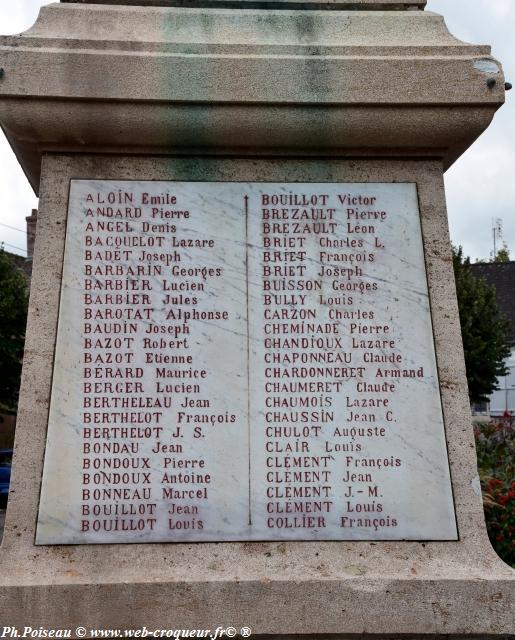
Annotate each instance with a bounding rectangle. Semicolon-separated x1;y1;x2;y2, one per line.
0;0;513;636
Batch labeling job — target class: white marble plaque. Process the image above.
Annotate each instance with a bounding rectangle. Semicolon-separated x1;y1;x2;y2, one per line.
36;180;457;544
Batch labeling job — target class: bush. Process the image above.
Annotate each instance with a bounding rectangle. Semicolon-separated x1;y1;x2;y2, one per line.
0;249;29;413
474;412;515;567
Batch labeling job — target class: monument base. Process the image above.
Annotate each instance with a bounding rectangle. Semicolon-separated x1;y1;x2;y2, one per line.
1;154;512;637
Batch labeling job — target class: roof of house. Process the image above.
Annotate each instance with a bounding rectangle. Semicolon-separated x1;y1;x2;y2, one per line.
470;261;515;342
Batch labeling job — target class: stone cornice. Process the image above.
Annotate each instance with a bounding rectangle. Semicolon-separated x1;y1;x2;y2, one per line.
0;2;505;192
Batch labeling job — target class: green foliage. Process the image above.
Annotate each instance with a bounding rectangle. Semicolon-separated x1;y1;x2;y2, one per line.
492;245;510;263
475;414;515;567
0;249;29;413
453;246;512;403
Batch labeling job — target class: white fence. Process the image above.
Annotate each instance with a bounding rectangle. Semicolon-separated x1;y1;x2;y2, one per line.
489;350;515;416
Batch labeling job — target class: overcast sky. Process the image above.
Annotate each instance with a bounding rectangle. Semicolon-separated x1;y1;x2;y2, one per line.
0;0;514;261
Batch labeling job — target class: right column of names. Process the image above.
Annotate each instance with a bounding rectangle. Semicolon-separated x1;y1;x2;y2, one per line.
249;183;453;540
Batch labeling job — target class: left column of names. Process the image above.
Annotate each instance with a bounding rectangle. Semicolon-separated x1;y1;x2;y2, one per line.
37;180;250;544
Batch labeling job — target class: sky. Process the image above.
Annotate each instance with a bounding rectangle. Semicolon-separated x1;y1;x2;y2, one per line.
0;0;514;262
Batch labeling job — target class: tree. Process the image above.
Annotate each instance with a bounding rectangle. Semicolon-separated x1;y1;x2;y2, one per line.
453;246;512;403
492;245;510;263
0;248;29;413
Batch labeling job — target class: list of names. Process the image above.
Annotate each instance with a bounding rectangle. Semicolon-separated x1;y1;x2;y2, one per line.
36;181;457;544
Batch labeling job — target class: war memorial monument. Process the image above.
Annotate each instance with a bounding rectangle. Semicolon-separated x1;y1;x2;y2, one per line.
0;0;513;636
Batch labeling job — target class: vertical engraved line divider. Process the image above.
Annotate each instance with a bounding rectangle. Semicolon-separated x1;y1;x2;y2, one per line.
244;193;252;526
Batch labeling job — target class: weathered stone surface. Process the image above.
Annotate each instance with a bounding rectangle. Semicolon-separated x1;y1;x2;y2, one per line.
0;2;503;190
0;0;512;635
